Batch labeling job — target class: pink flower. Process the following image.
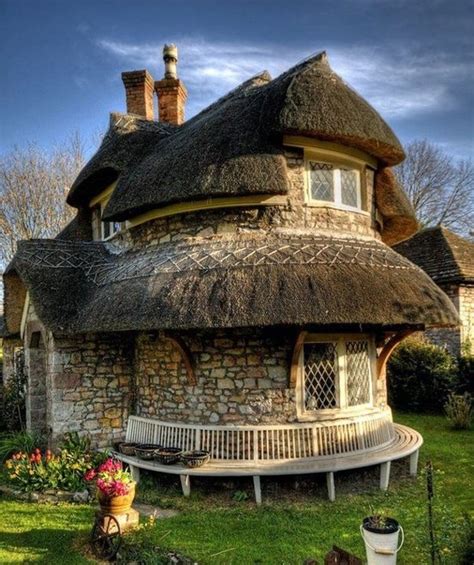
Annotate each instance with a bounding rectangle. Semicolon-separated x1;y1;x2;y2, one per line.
84;469;97;481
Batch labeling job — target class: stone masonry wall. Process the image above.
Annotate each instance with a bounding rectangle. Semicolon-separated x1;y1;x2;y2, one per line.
136;328;387;425
136;328;295;425
110;150;380;251
459;285;474;354
425;283;462;356
47;332;134;447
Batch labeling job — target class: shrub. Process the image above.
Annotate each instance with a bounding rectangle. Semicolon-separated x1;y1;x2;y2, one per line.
387;340;458;412
1;349;27;432
444;393;472;430
457;352;474;396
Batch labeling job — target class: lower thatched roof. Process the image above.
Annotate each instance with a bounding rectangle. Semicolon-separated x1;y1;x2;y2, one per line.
5;233;458;335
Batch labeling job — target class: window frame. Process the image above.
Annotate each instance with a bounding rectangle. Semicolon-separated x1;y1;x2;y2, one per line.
304;146;373;215
89;183;124;241
296;334;377;421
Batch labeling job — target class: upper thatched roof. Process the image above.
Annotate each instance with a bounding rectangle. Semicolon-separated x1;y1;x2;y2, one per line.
394;226;474;284
375;168;418;245
68;52;405;221
4;233;458;335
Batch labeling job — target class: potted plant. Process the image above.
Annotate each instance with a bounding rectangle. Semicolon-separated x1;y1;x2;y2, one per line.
85;458;135;515
360;512;404;565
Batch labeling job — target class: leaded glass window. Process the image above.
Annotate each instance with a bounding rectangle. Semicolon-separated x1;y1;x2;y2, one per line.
341;168;359;208
303;342;338;410
346;340;371;406
307;160;363;211
300;336;373;415
309;162;334;202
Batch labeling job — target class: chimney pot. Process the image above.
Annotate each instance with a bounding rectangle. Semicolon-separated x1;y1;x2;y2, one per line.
121;69;155;120
155;44;187;125
163;43;178;79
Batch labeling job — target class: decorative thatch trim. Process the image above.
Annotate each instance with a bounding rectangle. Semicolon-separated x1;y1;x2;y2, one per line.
68;52;405;222
5;233;459;335
374;168;418;245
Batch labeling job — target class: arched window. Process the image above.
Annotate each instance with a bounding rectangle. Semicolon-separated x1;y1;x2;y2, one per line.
297;334;376;418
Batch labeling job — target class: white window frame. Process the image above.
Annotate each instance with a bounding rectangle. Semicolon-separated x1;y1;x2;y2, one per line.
91;199;122;241
296;334;376;421
307;159;363;212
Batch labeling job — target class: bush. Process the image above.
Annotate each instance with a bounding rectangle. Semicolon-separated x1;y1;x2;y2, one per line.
444;393;472;430
1;349;27;432
387;340;458;412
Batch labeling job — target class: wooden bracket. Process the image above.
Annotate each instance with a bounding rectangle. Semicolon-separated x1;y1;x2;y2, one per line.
376;329;414;379
289;330;307;388
164;334;197;386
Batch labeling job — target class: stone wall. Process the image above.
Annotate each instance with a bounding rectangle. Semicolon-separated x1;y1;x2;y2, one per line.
459;285;474;353
46;332;134;447
424;283;466;356
135;328;387;426
110;150;380;251
135;329;295;425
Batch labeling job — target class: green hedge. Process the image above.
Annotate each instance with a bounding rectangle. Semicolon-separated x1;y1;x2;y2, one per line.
387;340;472;412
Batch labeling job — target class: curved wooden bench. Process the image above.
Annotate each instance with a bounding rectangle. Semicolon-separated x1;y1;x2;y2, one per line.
113;422;422;504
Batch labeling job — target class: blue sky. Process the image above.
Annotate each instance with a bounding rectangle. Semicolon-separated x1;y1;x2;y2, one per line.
1;0;473;160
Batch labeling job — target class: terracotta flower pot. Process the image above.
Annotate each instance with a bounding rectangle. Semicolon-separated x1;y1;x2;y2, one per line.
97;482;136;515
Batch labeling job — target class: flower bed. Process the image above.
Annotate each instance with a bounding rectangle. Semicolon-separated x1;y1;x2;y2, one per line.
2;432;107;499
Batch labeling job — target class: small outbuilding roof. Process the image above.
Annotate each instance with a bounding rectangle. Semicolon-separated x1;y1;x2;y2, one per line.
68;52;405;222
394;226;474;284
4;234;458;335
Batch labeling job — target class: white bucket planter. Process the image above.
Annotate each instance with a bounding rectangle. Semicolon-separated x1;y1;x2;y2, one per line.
360;517;404;565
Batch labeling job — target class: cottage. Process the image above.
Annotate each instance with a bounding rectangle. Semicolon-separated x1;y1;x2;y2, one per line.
395;226;474;355
2;46;459;500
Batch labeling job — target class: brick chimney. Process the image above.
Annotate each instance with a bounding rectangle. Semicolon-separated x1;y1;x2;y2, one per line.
155;44;187;125
121;69;155;120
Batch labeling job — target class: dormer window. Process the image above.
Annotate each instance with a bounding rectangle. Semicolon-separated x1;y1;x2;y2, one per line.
89;183;122;241
308;161;362;211
92;204;121;240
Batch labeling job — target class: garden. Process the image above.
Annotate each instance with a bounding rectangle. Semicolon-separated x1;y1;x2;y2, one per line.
0;340;472;564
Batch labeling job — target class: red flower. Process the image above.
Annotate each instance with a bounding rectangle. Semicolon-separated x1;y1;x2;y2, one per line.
84;469;97;481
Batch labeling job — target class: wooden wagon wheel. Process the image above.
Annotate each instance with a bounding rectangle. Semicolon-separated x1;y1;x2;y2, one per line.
90;513;122;561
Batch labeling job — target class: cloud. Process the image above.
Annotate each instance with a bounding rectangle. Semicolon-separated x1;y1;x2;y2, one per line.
97;37;472;120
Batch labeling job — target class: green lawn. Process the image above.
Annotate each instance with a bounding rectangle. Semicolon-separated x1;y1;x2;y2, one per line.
0;413;472;564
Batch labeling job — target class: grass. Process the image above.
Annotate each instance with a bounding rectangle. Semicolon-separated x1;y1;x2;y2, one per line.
0;412;472;564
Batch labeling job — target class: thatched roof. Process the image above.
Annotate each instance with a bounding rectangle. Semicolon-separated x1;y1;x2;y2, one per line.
375;168;418;245
4;233;458;335
394;226;474;284
68;52;405;222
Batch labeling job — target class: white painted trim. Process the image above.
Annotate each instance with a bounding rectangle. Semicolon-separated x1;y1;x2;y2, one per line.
306;157;365;213
297;334;376;419
20;292;30;340
126;194;288;229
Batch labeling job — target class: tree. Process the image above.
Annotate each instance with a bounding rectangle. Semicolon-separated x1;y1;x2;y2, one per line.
0;134;85;269
394;139;474;236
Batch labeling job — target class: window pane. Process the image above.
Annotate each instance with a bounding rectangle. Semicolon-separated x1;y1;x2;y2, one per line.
310;162;334;202
346;340;371;406
303;342;337;410
103;222;111;239
341;168;359;208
